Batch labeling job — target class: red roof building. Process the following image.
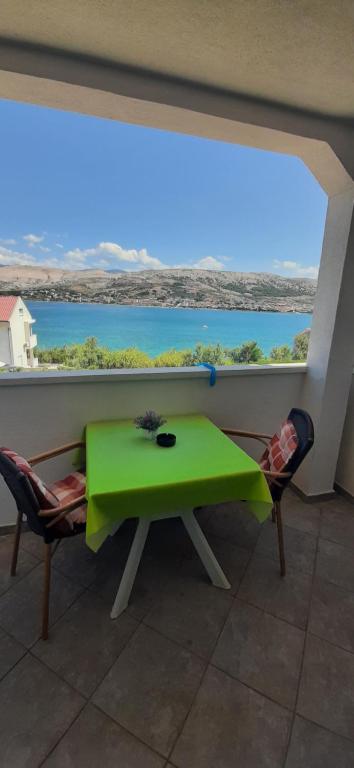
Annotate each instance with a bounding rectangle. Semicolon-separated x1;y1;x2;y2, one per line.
0;296;37;368
0;295;19;322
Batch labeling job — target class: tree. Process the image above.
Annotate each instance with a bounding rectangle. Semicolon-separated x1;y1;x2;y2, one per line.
270;344;292;362
292;329;310;361
228;340;263;364
76;337;107;369
108;347;152;369
187;343;227;365
154;349;187;367
37;345;70;364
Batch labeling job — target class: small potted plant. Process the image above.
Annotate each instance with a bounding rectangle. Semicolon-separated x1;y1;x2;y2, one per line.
134;410;166;440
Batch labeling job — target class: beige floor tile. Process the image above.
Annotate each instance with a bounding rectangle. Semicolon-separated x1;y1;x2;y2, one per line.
212;599;304;708
172;665;291;768
93;624;205;757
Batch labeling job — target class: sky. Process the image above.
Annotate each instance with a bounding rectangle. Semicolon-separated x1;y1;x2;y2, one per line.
0;99;327;278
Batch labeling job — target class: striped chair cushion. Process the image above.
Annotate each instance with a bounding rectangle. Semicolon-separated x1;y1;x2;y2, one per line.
259;420;298;473
1;447;59;508
50;471;87;528
1;448;86;533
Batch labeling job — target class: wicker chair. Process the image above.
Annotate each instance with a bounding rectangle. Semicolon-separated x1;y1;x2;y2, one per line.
222;408;314;576
0;441;86;640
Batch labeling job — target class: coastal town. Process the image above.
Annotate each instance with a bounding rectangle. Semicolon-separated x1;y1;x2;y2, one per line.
0;265;316;313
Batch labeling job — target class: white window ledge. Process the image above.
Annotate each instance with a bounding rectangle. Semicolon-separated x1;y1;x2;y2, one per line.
0;363;307;386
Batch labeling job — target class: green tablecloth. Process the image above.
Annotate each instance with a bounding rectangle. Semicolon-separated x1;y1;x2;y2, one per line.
85;414;272;551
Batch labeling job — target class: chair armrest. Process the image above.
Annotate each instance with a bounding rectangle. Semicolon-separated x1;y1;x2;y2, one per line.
29;441;85;467
221;428;272;447
38;494;87;529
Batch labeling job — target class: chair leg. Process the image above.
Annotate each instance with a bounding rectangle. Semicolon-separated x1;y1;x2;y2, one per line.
271;505;276;523
275;501;286;577
10;511;22;577
42;543;51;641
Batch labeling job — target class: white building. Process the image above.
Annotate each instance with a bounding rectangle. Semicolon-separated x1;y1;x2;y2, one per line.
0;296;38;368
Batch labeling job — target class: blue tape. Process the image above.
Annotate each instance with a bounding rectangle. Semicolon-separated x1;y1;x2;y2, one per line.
196;362;217;386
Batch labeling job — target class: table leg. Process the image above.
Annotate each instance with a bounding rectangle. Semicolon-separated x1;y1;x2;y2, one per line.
181;511;231;589
110;517;150;619
109;519;125;537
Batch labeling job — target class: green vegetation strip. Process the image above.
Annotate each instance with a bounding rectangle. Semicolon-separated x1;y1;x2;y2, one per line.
34;331;309;370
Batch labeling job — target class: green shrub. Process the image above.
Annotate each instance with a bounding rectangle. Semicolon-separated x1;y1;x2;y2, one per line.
292;330;310;360
228;340;263;364
36;330;308;370
270;344;292;362
153;349;188;367
185;342;227;365
106;348;152;369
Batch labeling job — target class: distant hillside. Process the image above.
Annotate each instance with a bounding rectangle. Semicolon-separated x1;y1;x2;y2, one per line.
0;266;316;312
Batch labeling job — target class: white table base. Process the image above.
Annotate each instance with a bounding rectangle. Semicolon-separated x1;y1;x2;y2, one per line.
110;509;231;620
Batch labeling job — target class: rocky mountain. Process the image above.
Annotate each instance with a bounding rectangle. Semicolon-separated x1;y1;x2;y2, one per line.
0;266;316;312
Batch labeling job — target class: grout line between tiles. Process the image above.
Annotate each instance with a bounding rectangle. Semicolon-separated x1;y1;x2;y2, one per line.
236;591;308;632
0;553;40;599
307;628;354;658
28;648;91;700
0;645;30;685
3;499;354;765
36;611;146;764
294;713;354;747
37;697;87;767
91;698;170;761
164;540;260;764
209;657;295;713
282;521;321;767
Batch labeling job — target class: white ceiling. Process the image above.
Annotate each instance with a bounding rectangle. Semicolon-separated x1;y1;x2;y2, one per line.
1;0;354;119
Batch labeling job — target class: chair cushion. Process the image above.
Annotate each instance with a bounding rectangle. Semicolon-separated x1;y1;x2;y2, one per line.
50;471;87;529
259;420;298;473
0;447;59;508
1;448;86;536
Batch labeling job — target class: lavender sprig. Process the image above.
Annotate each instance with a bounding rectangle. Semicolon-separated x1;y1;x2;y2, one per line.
134;410;166;432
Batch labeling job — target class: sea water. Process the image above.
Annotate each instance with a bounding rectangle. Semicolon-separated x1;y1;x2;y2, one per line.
28;301;312;357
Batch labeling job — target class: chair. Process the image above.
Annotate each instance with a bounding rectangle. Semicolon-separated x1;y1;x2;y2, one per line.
222;408;314;576
0;441;87;640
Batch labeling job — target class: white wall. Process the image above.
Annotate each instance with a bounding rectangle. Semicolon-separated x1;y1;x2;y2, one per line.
336;374;354;497
0;324;11;366
8;298;35;368
0;367;305;526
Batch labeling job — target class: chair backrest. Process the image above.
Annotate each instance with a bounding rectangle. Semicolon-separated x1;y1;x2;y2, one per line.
0;451;50;539
267;408;314;501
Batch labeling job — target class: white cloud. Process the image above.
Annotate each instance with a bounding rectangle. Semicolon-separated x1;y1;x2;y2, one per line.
296;266;319;278
0;245;37;266
23;233;44;247
0;236;227;274
98;242;165;269
192;256;225;271
273;259;318;279
0;238;17;245
96;258;110;267
40;257;61;267
278;260;297;270
64;248;88;264
64;241;167;270
174;256;226;271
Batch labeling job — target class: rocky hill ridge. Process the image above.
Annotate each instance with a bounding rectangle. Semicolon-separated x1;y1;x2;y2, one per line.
0;266;316;312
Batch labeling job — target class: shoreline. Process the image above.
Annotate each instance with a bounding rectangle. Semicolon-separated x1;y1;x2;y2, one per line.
25;298;312;315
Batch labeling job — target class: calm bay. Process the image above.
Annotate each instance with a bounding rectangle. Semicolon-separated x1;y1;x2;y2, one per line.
28;301;312;357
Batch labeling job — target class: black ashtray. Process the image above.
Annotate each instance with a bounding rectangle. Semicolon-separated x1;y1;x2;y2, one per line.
157;433;176;447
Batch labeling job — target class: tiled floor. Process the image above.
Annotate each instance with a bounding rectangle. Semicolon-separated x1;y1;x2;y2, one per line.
1;490;354;766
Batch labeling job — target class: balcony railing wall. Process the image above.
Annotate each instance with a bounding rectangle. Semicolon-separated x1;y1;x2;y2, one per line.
0;366;305;527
